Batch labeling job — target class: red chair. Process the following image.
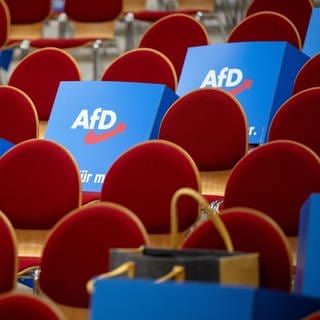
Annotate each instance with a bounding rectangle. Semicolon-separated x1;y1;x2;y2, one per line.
0;292;66;320
123;0;214;50
159;88;248;171
268;87;320;158
183;207;293;291
0;85;38;144
100;140;201;247
245;0;313;45
4;0;51;47
38;202;149;320
138;13;210;79
0;139;81;268
0;210;17;294
227;11;301;49
8;47;82;122
293;53;320;95
221;140;320;237
5;0;122;79
158;88;248;197
100;48;178;92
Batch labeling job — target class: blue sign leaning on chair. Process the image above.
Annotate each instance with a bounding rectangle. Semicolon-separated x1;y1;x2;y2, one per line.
45;81;179;192
177;41;309;145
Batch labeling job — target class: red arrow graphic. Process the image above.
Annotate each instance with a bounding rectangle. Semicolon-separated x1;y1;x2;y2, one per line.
229;79;253;96
84;123;127;144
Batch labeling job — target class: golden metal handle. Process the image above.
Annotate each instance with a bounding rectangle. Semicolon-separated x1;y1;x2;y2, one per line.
86;261;135;294
170;187;234;252
155;265;185;284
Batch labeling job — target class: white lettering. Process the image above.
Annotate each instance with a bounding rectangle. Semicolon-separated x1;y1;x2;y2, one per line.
200;68;244;88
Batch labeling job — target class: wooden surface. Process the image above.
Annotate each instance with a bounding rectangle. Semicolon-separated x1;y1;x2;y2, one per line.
200;170;231;196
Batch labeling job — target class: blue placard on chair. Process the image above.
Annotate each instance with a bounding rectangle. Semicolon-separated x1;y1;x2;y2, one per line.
177;42;308;145
303;8;320;57
295;193;320;298
45;81;178;192
0;137;14;156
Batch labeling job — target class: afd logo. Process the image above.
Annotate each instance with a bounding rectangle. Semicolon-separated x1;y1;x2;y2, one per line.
71;107;126;144
200;67;252;95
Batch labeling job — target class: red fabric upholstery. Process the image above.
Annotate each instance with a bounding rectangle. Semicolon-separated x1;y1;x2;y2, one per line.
158;88;248;171
64;0;122;22
0;210;17;293
293;54;320;94
82;191;100;205
245;0;313;44
0;86;38;144
139;13;210;79
101;140;201;234
3;0;50;24
182;207;293;291
18;256;41;272
8;47;82;121
0;293;65;320
0;0;9;49
131;9;203;22
222;140;320;236
39;202;148;308
268;87;320;158
227;11;301;49
0;139;81;229
100;48;177;91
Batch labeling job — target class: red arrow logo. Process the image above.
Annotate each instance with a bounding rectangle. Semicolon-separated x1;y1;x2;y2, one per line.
229;79;253;95
84;123;127;144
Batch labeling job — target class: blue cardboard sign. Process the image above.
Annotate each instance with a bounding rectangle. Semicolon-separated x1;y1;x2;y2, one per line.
45;81;178;192
90;278;320;320
0;137;14;156
177;42;308;144
295;193;320;297
303;8;320;57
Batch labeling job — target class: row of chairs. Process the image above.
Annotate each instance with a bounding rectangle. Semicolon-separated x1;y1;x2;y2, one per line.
1;138;319;319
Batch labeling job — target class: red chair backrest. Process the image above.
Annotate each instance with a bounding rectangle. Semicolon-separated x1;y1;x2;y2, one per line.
159;88;248;171
183;207;293;291
39;202;148;308
8;47;82;121
139;13;210;79
0;139;81;229
101;140;201;234
227;11;301;49
222;140;320;236
268;87;320;158
245;0;313;44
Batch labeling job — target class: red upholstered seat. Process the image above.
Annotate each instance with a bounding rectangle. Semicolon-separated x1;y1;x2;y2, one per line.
0;293;66;320
0;210;17;294
100;48;177;92
0;85;38;144
268;87;320;158
138;13;210;79
101;140;201;238
183;207;293;291
8;47;82;121
227;11;301;49
245;0;313;44
159;88;248;171
293;54;320;95
222;140;320;237
38;202;148;314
